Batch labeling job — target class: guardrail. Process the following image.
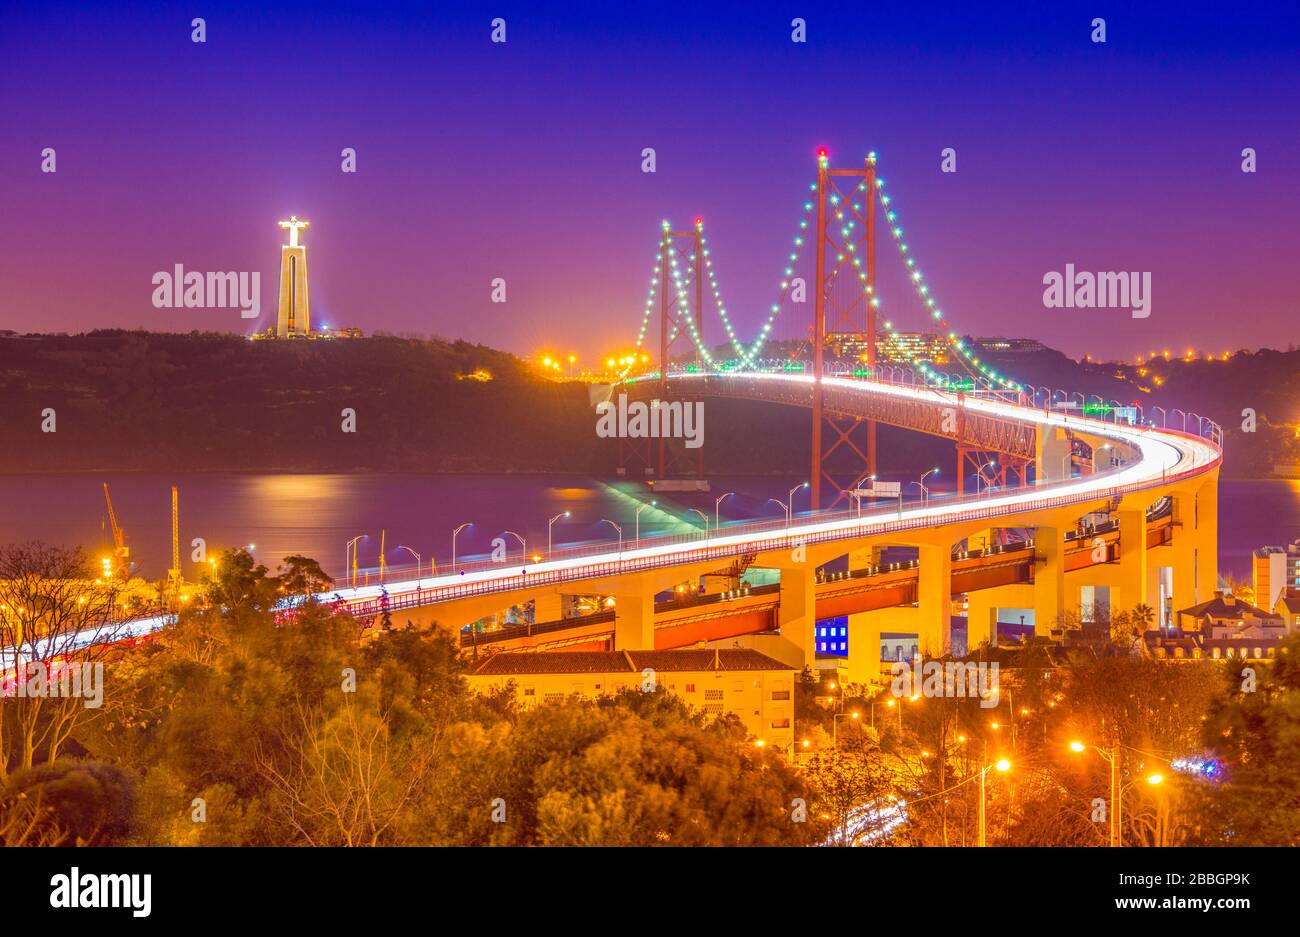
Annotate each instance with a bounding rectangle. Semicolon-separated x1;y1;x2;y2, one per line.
333;380;1219;615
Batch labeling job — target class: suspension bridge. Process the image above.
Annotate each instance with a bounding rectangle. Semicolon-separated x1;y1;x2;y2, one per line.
32;151;1223;685
321;150;1223;682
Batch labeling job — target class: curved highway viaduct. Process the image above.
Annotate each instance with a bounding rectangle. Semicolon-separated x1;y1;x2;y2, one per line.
331;372;1221;685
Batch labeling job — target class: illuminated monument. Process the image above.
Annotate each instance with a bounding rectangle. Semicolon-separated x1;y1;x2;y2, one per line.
276;215;311;337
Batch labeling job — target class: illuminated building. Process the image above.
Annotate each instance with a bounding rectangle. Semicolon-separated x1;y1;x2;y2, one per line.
971;337;1047;355
466;649;796;752
827;331;949;364
1253;542;1300;611
276;216;311;337
1148;592;1293;659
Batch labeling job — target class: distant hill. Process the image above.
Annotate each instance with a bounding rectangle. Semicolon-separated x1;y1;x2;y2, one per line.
976;346;1300;477
0;331;597;473
1;331;1293;477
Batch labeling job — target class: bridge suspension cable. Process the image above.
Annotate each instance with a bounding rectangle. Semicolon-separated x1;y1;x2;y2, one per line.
624;152;1024;393
871;172;1023;392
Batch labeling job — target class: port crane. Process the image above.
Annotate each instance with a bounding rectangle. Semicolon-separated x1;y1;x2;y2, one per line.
102;482;130;577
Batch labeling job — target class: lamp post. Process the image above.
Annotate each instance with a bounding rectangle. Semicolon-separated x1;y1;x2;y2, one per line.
599;519;624;556
715;491;734;530
850;473;876;517
345;534;367;589
688;508;709;539
1070;741;1119;846
978;759;1012;847
395;545;421;576
451;522;473;571
833;710;861;749
547;512;570;559
976;460;997;496
1070;740;1170;847
918;467;939;504
635;500;656;545
766;498;790;525
789;481;809;519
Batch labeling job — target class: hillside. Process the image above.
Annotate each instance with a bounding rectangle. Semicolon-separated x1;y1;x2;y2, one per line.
1;332;1292;476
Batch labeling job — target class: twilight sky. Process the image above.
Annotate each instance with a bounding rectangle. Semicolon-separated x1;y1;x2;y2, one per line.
2;1;1297;362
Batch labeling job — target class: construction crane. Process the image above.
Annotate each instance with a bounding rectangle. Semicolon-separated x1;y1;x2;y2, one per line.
169;485;181;587
102;482;129;576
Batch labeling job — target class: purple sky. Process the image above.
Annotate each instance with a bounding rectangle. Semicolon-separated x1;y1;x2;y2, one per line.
2;2;1297;363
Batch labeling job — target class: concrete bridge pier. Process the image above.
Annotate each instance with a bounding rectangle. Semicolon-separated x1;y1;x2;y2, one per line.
1115;505;1149;611
612;578;657;650
1168;472;1219;612
776;564;818;670
1031;523;1067;635
915;542;953;657
1036;424;1073;483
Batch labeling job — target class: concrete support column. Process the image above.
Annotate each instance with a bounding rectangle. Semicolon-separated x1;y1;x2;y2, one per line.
1036;425;1072;483
965;593;997;650
1116;509;1149;613
1194;476;1219;604
612;581;656;650
778;564;818;669
1033;525;1066;635
533;593;564;624
916;543;953;656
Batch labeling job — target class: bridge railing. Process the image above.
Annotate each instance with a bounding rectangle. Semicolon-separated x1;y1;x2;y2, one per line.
338;433;1218;616
340;383;1221;610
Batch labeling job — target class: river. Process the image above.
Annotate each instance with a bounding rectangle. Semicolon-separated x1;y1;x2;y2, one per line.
1;474;1296;585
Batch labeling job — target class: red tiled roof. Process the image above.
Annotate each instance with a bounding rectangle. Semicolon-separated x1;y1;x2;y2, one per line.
1179;594;1279;621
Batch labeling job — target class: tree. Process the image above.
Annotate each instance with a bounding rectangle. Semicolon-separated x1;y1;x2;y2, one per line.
0;760;135;845
805;738;896;846
276;555;333;596
0;542;139;775
254;697;438;846
1190;634;1300;844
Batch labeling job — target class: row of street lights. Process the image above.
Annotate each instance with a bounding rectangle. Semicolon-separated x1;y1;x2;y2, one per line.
343;467;990;586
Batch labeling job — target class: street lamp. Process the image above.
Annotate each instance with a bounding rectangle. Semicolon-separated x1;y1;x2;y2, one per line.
715;491;735;530
833;710;861;749
850;473;876;517
635;500;656;544
502;530;526;565
599;518;624;555
1069;740;1120;846
789;481;809;519
917;467;939;504
345;534;367;589
547;511;570;559
978;758;1012;847
687;508;709;539
975;460;998;496
451;522;473;571
395;545;422;577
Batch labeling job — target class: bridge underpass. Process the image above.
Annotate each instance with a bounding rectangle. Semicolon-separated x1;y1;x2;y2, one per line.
77;368;1218;688
431;505;1183;676
319;367;1219;688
